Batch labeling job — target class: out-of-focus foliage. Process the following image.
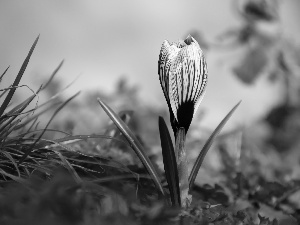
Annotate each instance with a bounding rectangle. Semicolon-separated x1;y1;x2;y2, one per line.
1;0;300;224
192;0;300;87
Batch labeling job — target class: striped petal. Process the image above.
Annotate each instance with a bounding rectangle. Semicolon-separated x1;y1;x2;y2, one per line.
158;35;208;134
158;40;180;103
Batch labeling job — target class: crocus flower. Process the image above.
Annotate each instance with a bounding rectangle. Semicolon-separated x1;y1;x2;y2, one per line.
158;35;208;136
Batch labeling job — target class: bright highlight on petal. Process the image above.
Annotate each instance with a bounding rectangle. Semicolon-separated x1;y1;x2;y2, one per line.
158;35;208;134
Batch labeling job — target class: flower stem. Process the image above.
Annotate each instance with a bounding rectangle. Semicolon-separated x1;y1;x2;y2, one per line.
175;127;191;208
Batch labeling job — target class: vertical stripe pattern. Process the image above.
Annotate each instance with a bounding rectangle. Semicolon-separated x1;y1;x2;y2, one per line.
158;35;208;133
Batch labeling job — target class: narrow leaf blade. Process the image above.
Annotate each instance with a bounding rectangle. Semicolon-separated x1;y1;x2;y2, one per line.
97;98;165;195
189;101;241;189
18;91;80;164
0;86;41;130
0;66;10;82
159;116;181;206
0;35;40;118
41;60;64;90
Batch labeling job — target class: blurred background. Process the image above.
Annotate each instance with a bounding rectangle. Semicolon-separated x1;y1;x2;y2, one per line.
0;0;300;132
1;2;300;222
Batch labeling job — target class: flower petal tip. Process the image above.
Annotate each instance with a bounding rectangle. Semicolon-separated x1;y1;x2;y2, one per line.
158;35;208;134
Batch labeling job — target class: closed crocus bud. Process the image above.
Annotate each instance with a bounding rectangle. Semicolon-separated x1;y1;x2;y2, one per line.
158;35;208;135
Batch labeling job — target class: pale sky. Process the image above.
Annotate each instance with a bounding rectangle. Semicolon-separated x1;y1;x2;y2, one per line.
0;0;299;130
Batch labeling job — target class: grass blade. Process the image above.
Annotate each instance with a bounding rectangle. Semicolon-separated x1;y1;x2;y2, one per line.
38;73;80;109
2;85;41;117
0;35;39;118
0;117;22;139
47;134;128;147
53;148;82;184
0;168;28;184
0;87;10;99
158;116;181;206
0;66;9;83
188;100;241;189
0;150;21;177
41;60;64;90
13;104;57;131
97;98;165;196
18;91;80;164
92;174;151;184
0;86;42;132
7;135;126;155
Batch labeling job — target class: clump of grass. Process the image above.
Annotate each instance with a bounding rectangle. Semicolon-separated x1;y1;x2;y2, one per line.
1;35;298;225
0;36;91;185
